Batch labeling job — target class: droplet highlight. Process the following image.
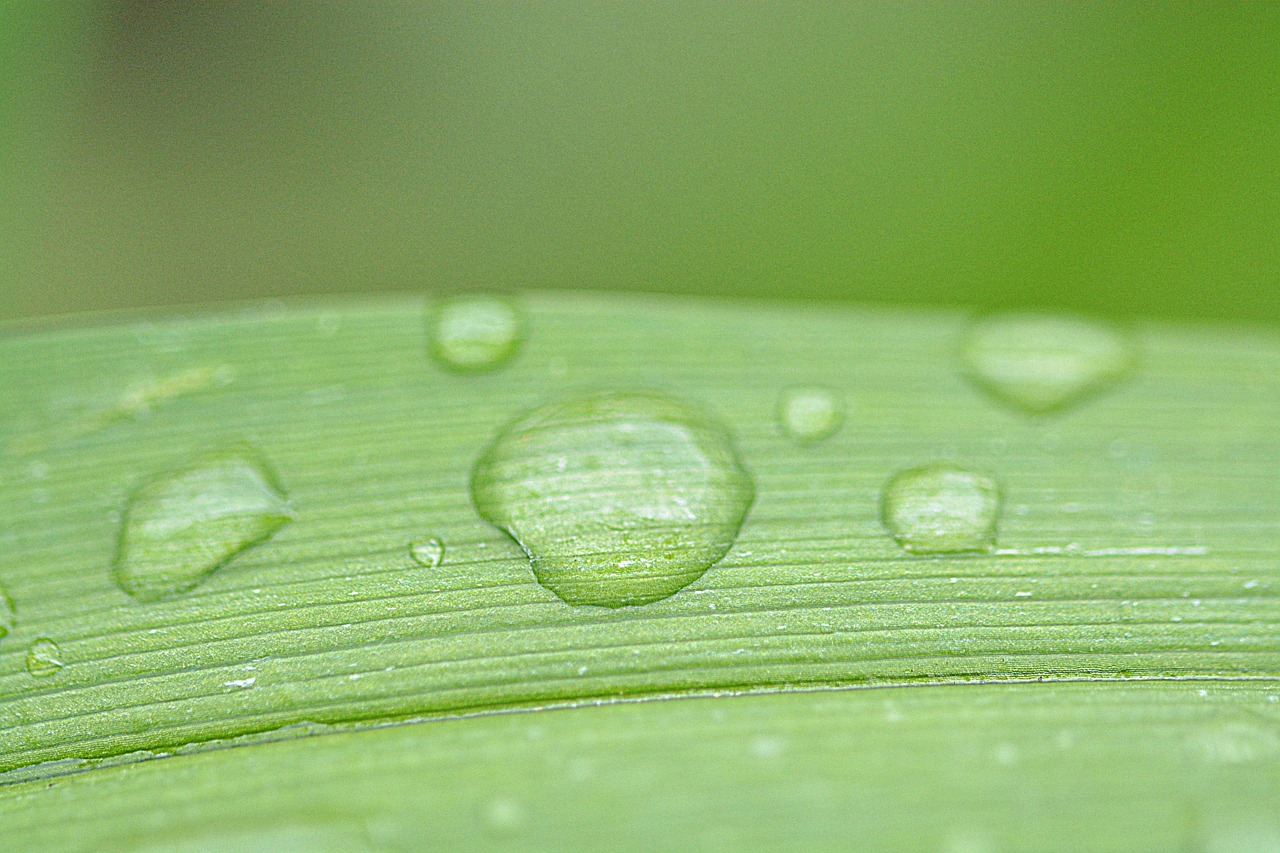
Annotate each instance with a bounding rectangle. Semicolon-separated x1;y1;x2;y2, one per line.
25;638;64;678
777;386;844;444
961;313;1134;413
114;447;294;602
410;536;445;568
471;391;754;607
882;465;1000;554
429;293;521;372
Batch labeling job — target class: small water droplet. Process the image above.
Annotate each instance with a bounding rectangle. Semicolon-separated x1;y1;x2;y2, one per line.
409;537;445;568
882;465;1001;554
114;447;293;602
777;386;844;444
471;391;754;607
26;638;63;677
481;797;526;835
429;294;521;372
961;313;1134;413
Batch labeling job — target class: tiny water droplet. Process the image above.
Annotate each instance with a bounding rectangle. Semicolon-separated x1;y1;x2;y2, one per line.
429;294;521;372
114;447;293;602
26;638;63;677
777;386;844;444
409;537;445;568
471;391;754;607
882;465;1001;554
961;313;1134;413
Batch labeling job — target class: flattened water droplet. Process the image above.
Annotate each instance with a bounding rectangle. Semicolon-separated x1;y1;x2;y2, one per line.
882;465;1000;554
471;391;754;607
410;536;445;568
961;313;1134;413
777;386;844;444
429;293;521;372
114;447;293;602
25;638;64;678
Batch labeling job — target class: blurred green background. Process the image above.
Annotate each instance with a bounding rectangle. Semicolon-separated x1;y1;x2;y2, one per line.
2;2;1277;325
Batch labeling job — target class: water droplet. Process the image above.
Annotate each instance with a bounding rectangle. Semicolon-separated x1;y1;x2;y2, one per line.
481;797;526;835
471;391;754;607
777;386;844;444
26;638;63;677
114;447;293;602
882;465;1001;554
429;294;521;372
961;313;1134;413
410;536;445;568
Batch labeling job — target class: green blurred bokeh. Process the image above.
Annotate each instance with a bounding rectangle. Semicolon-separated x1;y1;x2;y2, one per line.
2;2;1277;324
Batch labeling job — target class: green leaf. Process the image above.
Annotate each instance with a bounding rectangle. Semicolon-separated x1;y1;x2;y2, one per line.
0;292;1276;849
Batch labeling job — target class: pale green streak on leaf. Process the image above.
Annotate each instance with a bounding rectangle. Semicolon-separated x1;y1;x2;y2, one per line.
0;585;12;639
0;682;1276;852
0;292;1275;779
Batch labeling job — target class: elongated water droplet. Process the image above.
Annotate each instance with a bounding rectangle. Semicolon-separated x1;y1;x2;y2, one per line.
114;447;293;602
429;294;521;372
961;313;1134;413
882;465;1000;554
471;391;754;607
778;386;844;444
25;638;63;678
410;536;445;568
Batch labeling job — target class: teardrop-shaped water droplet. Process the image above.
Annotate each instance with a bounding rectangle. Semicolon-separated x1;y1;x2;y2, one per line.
114;447;294;602
777;386;844;444
429;294;521;372
471;391;754;607
882;465;1000;554
25;638;63;678
961;313;1134;413
410;536;445;568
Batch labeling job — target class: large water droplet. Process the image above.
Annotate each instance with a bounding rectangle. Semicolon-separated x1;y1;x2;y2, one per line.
777;386;844;444
961;313;1134;413
25;638;63;678
471;391;754;607
882;465;1000;554
409;536;445;568
114;447;294;602
429;294;521;372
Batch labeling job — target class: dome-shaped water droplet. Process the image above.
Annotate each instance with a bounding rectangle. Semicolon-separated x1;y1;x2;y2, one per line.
114;447;294;602
777;386;844;444
961;313;1134;413
429;294;521;372
471;391;754;607
882;465;1000;554
25;638;63;678
410;536;445;568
